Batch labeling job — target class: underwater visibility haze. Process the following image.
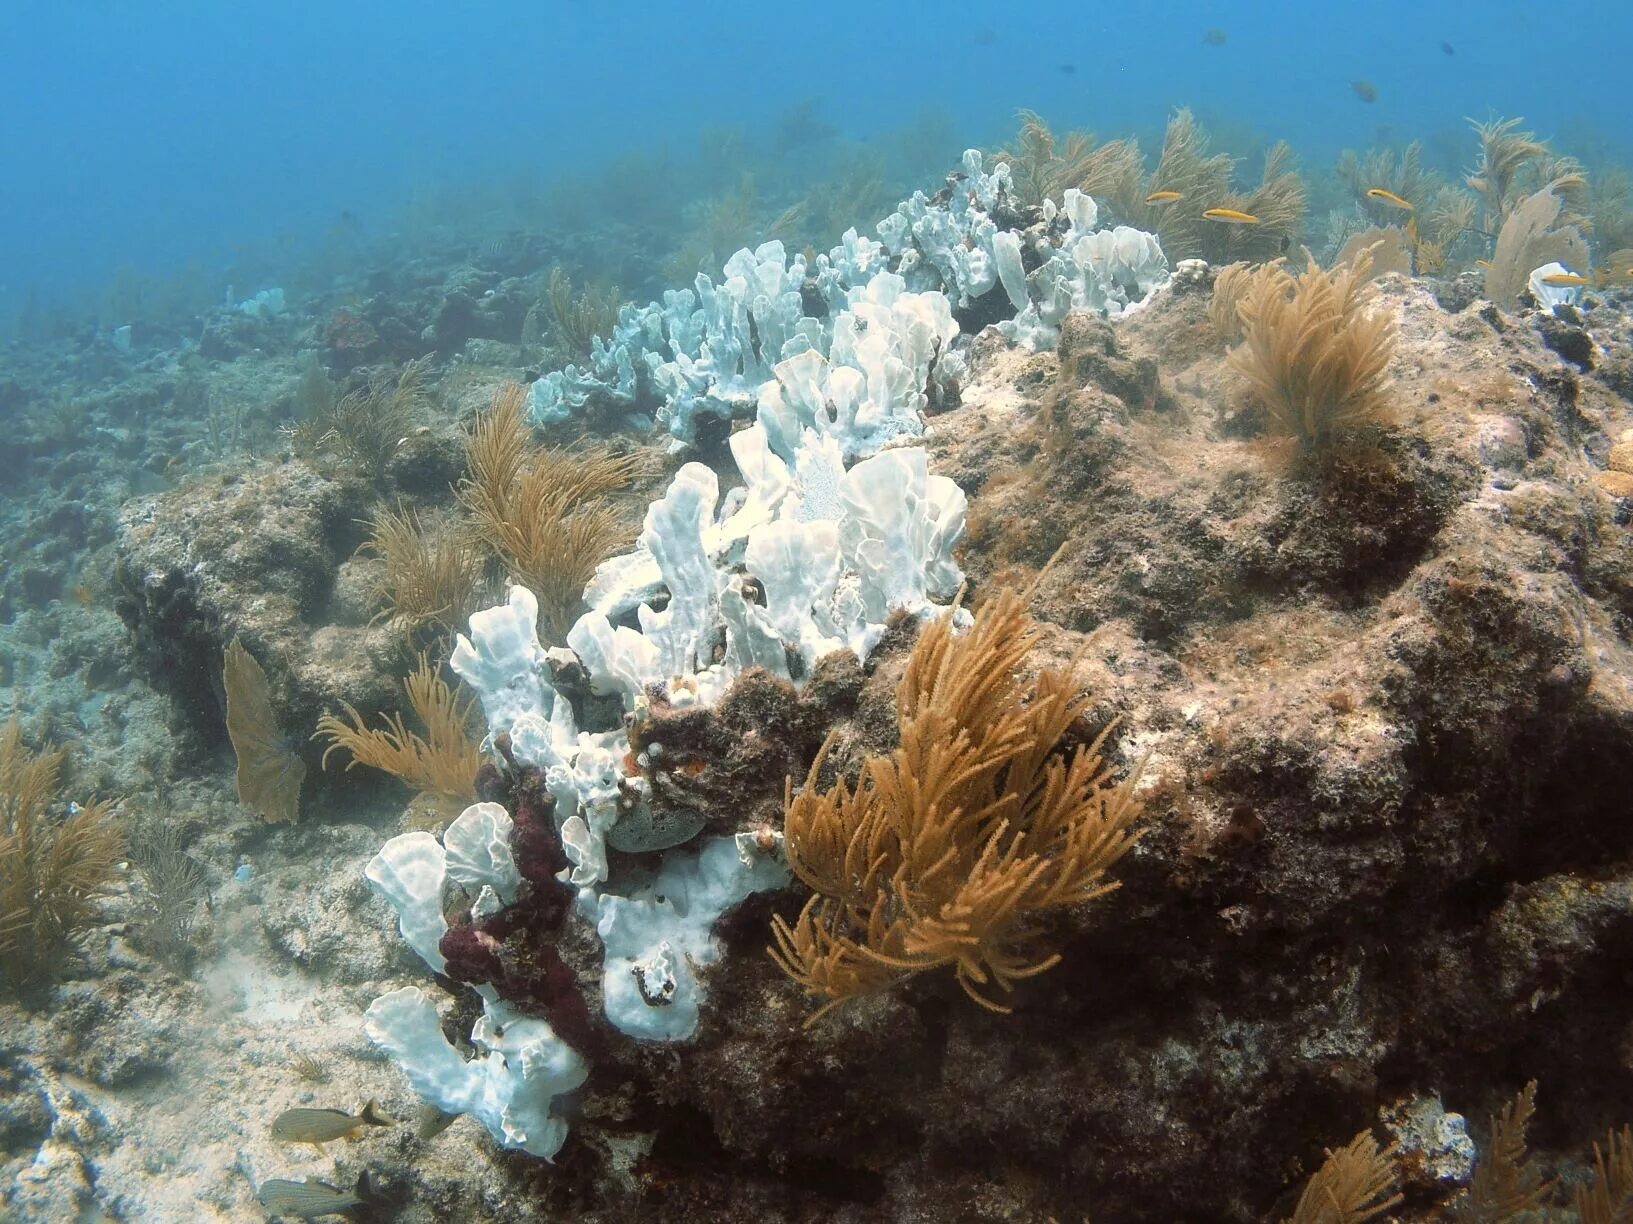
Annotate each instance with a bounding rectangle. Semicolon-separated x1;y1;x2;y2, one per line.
3;1;1633;1220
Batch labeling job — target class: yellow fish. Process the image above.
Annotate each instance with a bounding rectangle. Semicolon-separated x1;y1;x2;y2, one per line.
271;1100;397;1147
1538;271;1591;287
1365;187;1414;210
1202;208;1259;224
1474;259;1494;270
1145;190;1183;204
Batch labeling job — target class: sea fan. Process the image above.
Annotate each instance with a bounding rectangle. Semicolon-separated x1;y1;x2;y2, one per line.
1483;185;1590;309
224;638;306;823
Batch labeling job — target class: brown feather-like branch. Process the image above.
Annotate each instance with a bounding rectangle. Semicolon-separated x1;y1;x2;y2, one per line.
770;586;1145;1021
457;383;644;641
1227;247;1396;448
0;720;125;982
361;504;486;635
313;653;481;803
1575;1124;1633;1224
1286;1131;1401;1224
1460;1080;1550;1220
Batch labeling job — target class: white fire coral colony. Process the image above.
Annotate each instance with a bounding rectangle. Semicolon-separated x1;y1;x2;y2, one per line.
526;149;1170;445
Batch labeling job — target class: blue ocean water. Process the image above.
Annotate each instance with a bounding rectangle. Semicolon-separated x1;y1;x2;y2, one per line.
2;0;1630;320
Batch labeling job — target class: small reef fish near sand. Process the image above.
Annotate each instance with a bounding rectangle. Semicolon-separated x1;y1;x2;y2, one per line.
270;1100;396;1146
1366;187;1414;210
256;1172;374;1219
1539;271;1591;286
1202;207;1259;224
1145;190;1183;204
415;1102;460;1140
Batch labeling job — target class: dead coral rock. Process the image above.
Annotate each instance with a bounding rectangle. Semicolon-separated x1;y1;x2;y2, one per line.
1248;432;1479;599
632;656;865;837
323;308;380;365
630;276;1633;1222
113;461;401;781
383;423;464;499
1534;306;1595;372
1057;312;1172;413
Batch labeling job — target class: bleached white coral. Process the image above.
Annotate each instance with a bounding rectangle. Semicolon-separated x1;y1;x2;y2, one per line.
839;447;966;628
568;426;965;710
372;133;1170;1088
364;830;449;975
525;152;1163;444
364;988;586;1160
449;586;557;734
528;334;642;427
450;586;652;888
1528;260;1582;309
875;148;1016;304
363;808;588;1158
753;270;960;465
1000;188;1169;350
442;801;520;910
579;834;791;1041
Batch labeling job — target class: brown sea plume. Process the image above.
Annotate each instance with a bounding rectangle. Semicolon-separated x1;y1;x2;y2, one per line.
0;720;124;982
545;266;621;359
992;109;1142;208
770;586;1146;1022
296;355;435;485
1285;1130;1401;1224
314;653;481;805
1226;246;1397;449
1208;260;1261;340
360;504;486;635
457;383;643;641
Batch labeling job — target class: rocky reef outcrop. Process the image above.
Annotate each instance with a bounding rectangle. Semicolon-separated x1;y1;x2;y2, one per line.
9;222;1633;1221
453;273;1633;1222
112;460;402;770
